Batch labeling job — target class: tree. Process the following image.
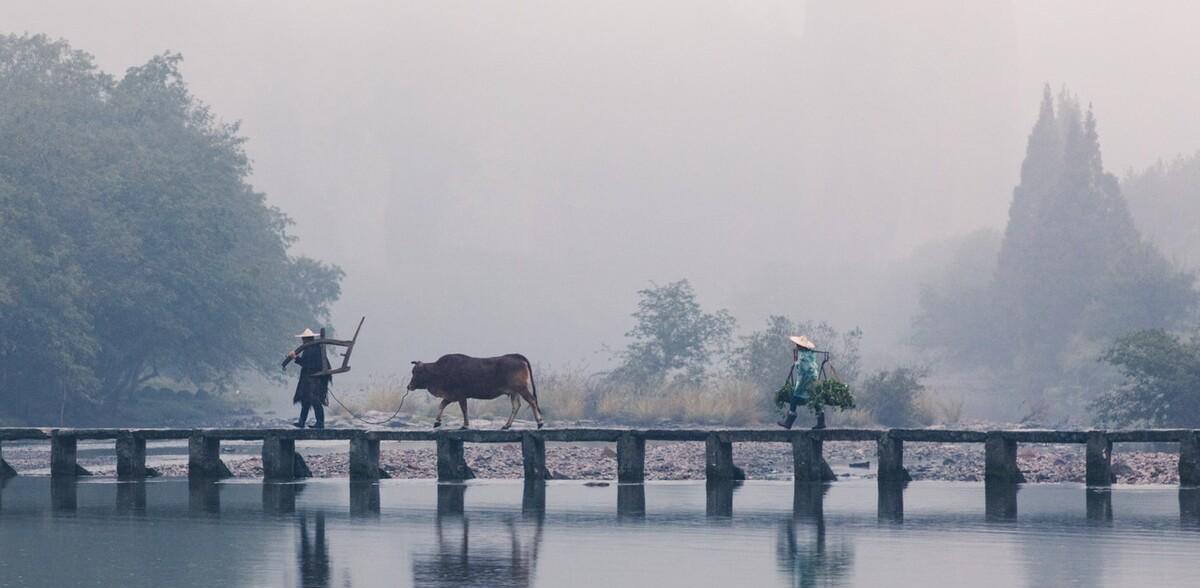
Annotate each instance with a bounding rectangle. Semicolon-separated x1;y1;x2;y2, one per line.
919;86;1195;407
731;316;862;396
0;35;342;423
858;367;931;427
1092;330;1200;427
1123;152;1200;269
610;280;735;386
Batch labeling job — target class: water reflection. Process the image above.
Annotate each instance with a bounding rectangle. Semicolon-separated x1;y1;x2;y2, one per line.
264;483;302;515
1085;489;1113;524
1181;488;1200;528
521;480;545;515
437;483;466;515
350;481;380;517
877;481;907;524
188;480;221;515
412;490;545;588
617;484;645;519
51;478;77;513
116;481;147;514
706;480;738;518
297;512;331;588
984;483;1019;521
778;483;852;588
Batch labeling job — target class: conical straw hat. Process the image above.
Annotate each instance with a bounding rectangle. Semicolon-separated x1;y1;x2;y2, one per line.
788;335;816;350
295;328;318;338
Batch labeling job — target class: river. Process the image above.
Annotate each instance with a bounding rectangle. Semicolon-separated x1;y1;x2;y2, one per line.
1;477;1198;587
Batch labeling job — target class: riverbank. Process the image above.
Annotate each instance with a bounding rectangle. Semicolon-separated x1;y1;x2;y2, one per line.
143;440;1178;484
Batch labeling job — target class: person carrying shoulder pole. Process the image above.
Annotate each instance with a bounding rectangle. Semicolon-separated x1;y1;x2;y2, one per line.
283;328;332;429
778;335;824;430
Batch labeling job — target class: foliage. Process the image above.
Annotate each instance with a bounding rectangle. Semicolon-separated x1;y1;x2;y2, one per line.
609;279;735;387
1123;153;1200;269
857;367;931;427
1091;330;1200;427
916;86;1196;405
731;315;862;396
0;35;341;424
773;380;855;413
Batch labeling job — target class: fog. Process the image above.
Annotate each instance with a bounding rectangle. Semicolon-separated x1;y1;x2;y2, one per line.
5;0;1200;388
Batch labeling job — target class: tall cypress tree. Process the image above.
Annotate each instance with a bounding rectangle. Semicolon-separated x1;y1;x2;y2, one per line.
991;88;1194;398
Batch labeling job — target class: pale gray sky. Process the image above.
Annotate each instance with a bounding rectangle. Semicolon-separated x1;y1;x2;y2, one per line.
5;1;1199;389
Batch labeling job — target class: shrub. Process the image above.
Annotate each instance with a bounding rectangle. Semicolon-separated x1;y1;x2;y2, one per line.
858;367;932;427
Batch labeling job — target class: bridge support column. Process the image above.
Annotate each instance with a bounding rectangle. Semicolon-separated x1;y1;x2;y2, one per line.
0;441;16;479
1086;431;1113;487
521;433;547;481
116;433;147;480
262;436;296;482
792;433;835;483
188;434;231;481
51;433;89;478
876;434;911;483
617;433;645;483
985;433;1024;484
705;433;736;482
349;434;381;481
436;437;474;482
1180;431;1200;487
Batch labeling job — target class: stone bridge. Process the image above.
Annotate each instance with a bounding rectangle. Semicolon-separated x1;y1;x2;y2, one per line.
2;427;1199;487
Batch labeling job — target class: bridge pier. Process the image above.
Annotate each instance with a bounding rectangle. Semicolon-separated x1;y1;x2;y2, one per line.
522;433;547;480
262;436;296;481
792;433;836;483
617;433;645;483
188;434;231;481
436;437;475;482
1180;431;1200;487
876;434;911;483
705;433;736;482
116;433;147;480
984;433;1025;484
51;432;90;477
1085;431;1113;487
0;441;16;479
349;434;381;481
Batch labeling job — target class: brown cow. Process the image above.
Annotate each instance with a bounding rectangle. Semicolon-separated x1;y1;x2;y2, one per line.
407;353;544;429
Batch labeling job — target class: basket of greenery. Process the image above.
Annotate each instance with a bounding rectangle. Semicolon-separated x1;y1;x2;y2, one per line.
774;380;855;413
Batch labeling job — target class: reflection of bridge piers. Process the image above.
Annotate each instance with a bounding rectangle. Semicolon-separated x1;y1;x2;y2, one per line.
116;481;147;514
617;484;645;518
262;482;300;514
188;480;221;515
350;481;380;516
706;480;737;518
877;481;906;523
1086;489;1113;523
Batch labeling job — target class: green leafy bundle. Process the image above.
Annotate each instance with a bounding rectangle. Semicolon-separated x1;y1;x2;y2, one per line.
774;380;855;413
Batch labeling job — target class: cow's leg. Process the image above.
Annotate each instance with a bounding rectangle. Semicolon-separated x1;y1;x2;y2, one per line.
458;399;470;429
433;399;452;428
518;385;545;429
503;393;521;430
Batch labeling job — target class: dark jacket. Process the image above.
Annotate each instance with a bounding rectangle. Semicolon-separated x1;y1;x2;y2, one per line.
292;344;332;406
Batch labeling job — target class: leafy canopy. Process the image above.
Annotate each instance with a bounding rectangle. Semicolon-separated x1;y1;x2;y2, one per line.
0;34;342;424
610;279;735;386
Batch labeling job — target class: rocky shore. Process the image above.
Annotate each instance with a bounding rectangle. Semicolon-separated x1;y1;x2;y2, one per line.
137;440;1180;484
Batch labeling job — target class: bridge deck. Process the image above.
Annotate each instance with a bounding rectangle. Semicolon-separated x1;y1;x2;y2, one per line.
2;427;1195;443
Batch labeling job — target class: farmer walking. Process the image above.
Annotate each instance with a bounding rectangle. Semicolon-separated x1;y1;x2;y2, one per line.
284;328;332;429
778;335;825;430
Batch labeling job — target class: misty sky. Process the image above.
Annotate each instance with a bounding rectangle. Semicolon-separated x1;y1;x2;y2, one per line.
4;1;1200;391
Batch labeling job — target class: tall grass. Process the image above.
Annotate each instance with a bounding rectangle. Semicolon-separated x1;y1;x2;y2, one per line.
328;366;961;427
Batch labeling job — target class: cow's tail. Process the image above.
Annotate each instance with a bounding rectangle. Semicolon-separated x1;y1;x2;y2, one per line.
514;354;537;401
